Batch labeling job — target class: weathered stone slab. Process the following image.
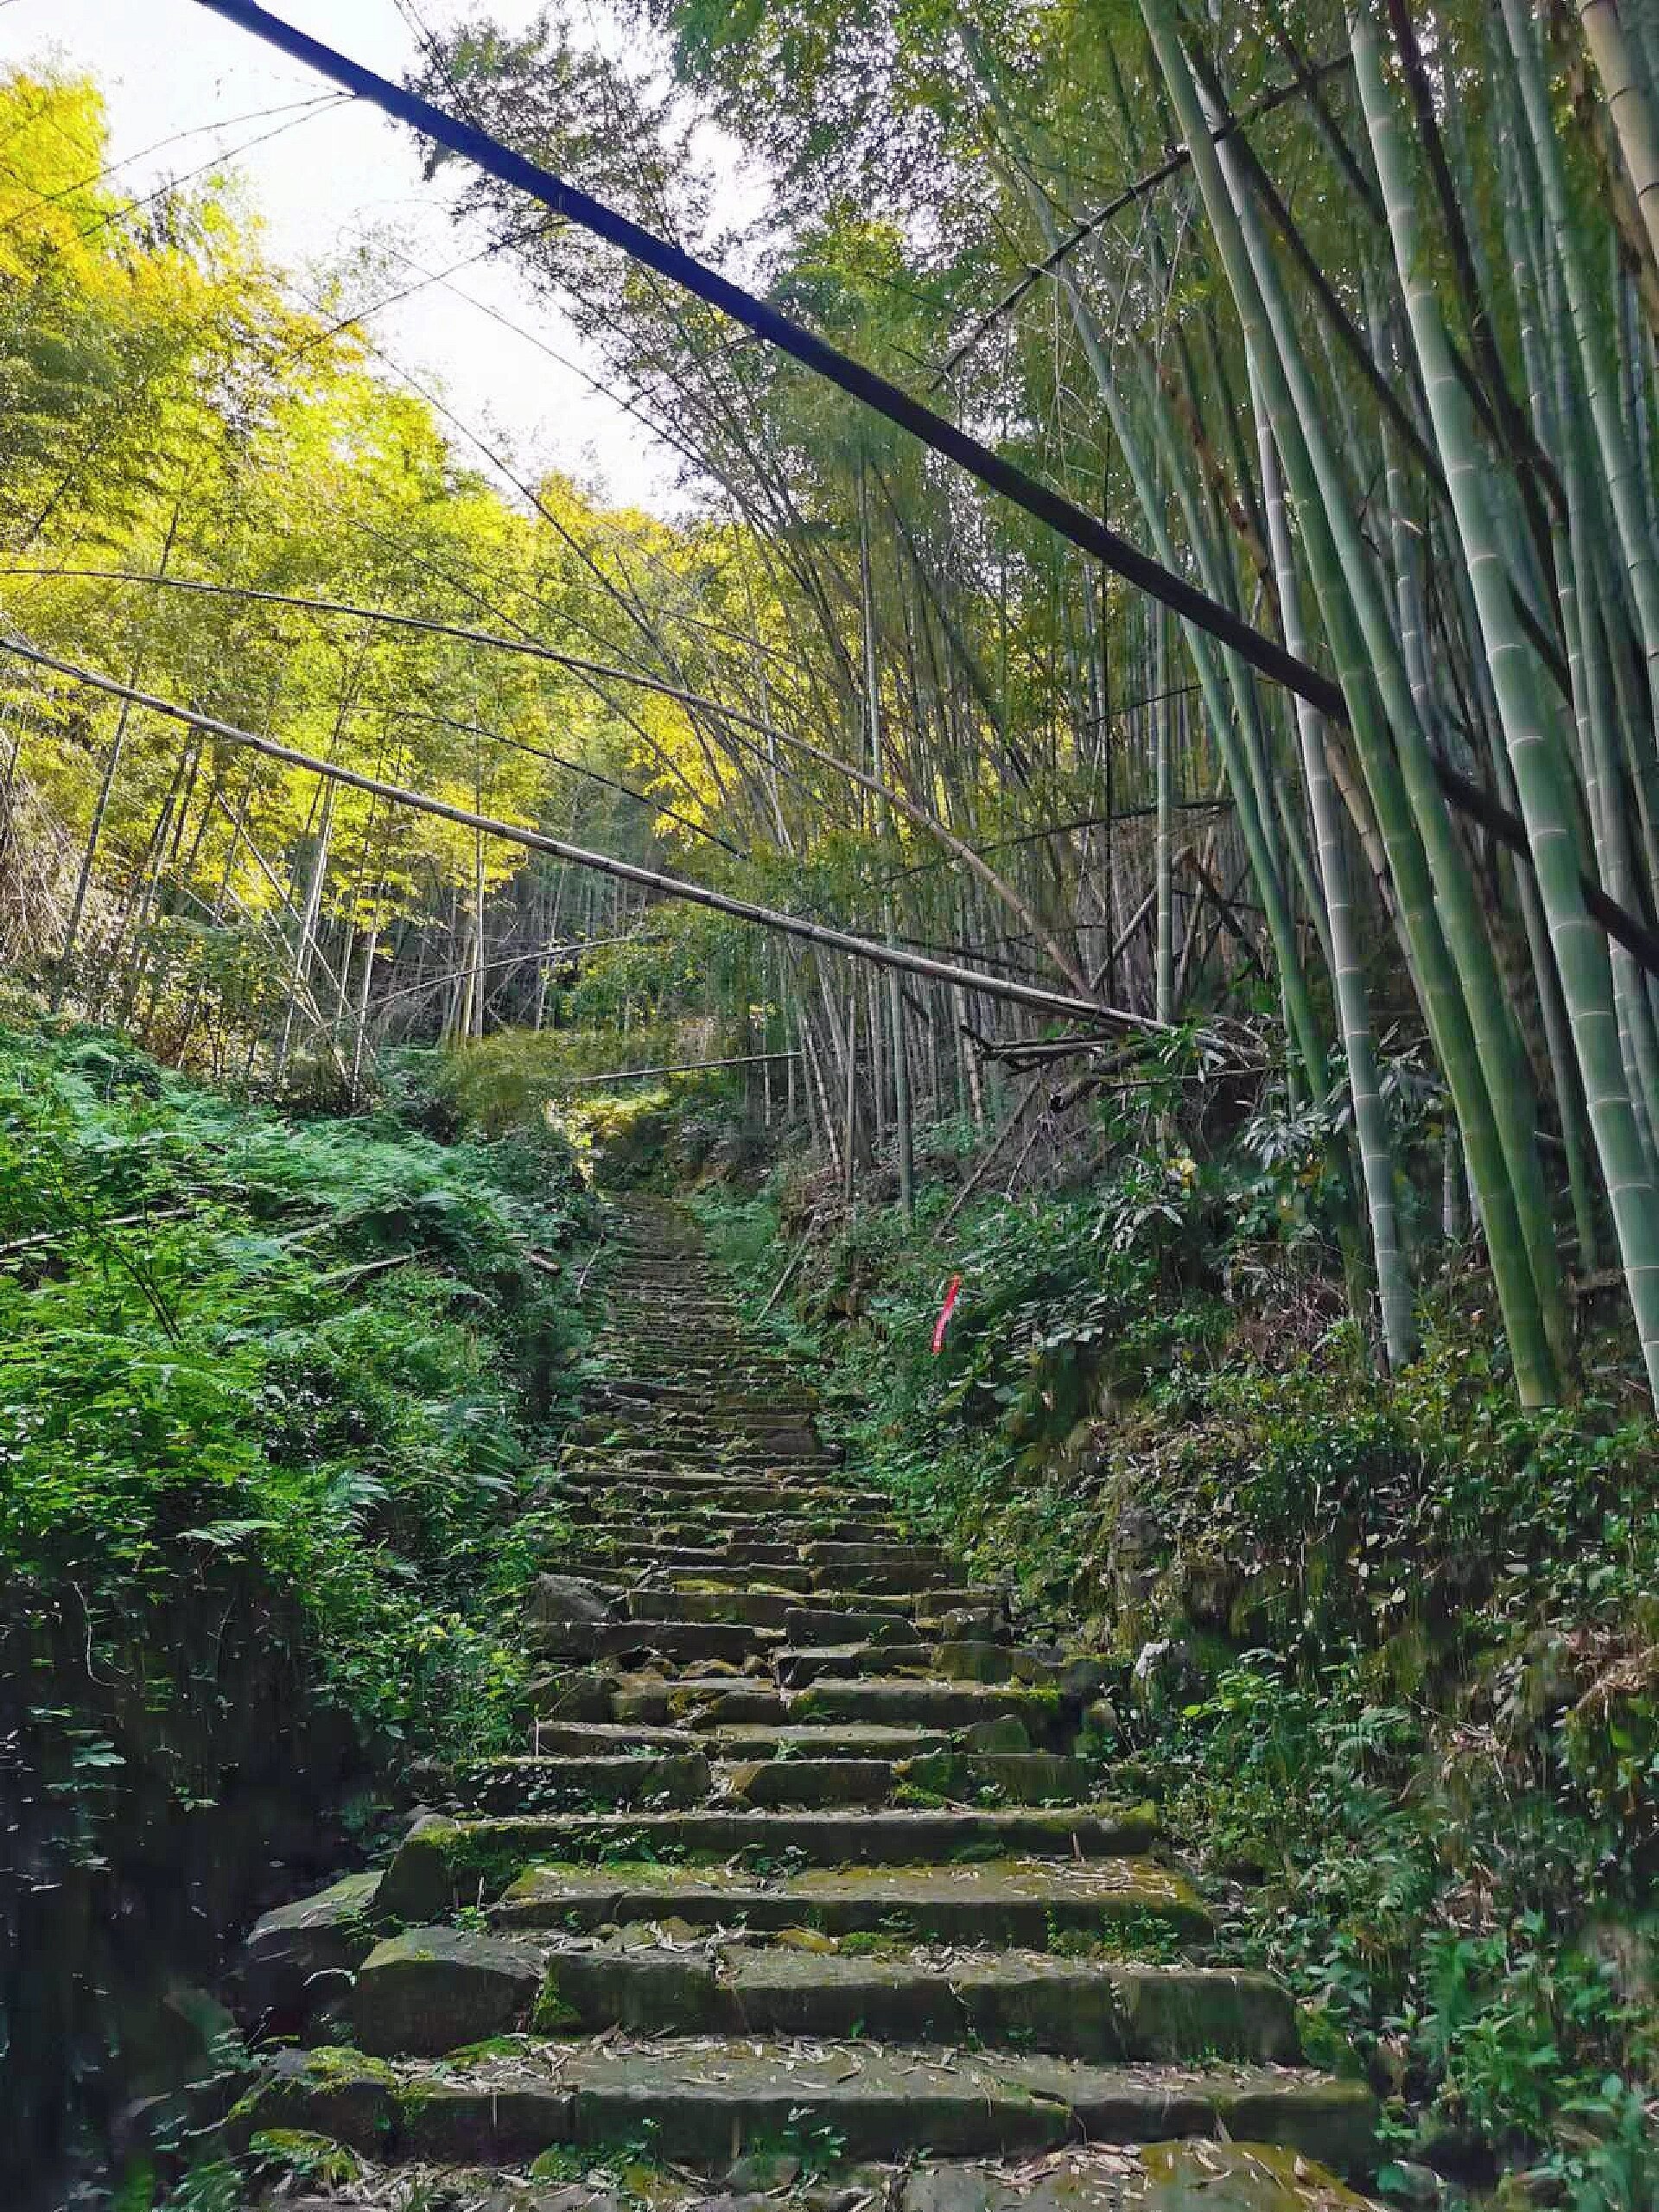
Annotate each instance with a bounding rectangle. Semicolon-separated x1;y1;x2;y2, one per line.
353;1925;543;2056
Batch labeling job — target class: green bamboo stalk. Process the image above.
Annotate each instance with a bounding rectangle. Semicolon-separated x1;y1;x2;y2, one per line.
1504;0;1659;740
1251;353;1416;1368
1502;60;1656;1249
1578;0;1659;282
1355;1;1659;1400
1139;0;1563;1401
967;50;1330;1086
1046;230;1327;1087
1154;604;1175;1027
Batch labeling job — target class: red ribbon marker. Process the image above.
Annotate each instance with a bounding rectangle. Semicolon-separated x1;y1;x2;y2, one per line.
931;1275;963;1355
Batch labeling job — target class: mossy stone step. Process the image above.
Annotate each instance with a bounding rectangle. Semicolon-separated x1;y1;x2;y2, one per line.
790;1681;1065;1733
463;1752;713;1813
599;1373;819;1400
487;1853;1202;1947
585;1420;827;1456
804;1540;946;1567
378;1807;1162;1918
810;1560;953;1595
556;1541;810;1573
238;1870;379;2029
720;1751;1102;1808
784;1605;927;1644
628;1593;927;1642
536;1618;774;1668
524;1720;698;1756
626;1586;798;1630
524;1942;1295;2064
774;1641;934;1686
552;1471;891;1515
240;2040;1373;2171
353;1925;543;2055
618;1675;1065;1736
649;1681;788;1726
709;1719;959;1758
719;1949;1298;2063
571;1516;907;1549
569;1440;843;1471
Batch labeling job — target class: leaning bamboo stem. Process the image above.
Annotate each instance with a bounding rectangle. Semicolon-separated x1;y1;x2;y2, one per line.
1252;361;1415;1370
0;631;1141;1031
1355;1;1659;1402
1578;0;1659;287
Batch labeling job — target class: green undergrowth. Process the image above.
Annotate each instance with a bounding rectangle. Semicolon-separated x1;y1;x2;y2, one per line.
1;1012;599;1777
3;1010;605;2188
697;1161;1659;2203
409;1019;760;1190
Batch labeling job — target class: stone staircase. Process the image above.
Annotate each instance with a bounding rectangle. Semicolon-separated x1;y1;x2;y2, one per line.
232;1196;1375;2203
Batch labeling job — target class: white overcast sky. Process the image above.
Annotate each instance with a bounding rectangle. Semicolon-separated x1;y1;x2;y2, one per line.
2;0;707;512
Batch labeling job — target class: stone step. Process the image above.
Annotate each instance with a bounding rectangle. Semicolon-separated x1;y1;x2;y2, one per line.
804;1541;948;1568
597;1384;821;1414
558;1494;906;1535
569;1439;842;1471
614;1618;784;1662
568;1516;922;1550
774;1641;933;1686
534;1618;775;1667
553;1491;899;1530
810;1560;954;1596
785;1605;928;1644
623;1586;791;1630
571;1439;834;1467
611;1675;1069;1742
583;1414;827;1451
378;1807;1162;1919
600;1359;806;1384
489;1853;1204;1948
636;1679;788;1726
462;1752;712;1812
719;1750;1103;1808
556;1539;811;1571
552;1469;889;1514
710;1719;960;1758
658;1561;818;1592
524;1720;698;1757
620;1589;923;1637
465;1747;1097;1816
533;1940;1300;2065
520;1662;1071;1737
789;1680;1066;1733
244;2038;1373;2171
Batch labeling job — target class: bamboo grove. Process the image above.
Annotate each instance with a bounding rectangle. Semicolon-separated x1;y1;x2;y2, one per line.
9;0;1659;1408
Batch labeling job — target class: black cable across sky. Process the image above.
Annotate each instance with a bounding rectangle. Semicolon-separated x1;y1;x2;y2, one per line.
186;0;1659;983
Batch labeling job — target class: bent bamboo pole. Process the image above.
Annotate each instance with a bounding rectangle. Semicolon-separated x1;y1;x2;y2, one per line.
0;631;1152;1032
4;567;1089;1000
